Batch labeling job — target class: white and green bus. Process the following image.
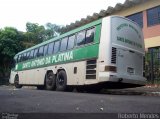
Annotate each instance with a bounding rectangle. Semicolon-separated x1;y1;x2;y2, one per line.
10;16;146;91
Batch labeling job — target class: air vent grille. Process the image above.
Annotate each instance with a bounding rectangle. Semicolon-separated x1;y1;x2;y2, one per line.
86;59;97;79
111;47;117;64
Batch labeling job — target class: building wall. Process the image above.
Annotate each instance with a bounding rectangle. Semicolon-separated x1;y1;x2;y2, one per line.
112;0;160;49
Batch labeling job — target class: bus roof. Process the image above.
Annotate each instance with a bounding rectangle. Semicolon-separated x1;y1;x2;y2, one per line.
16;18;102;56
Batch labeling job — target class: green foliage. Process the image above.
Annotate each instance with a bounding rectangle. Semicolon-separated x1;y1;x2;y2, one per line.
0;27;24;78
26;22;46;43
45;23;63;40
0;23;62;79
145;48;160;84
25;22;63;43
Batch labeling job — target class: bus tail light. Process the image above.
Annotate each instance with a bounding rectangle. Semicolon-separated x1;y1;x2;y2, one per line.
104;66;117;72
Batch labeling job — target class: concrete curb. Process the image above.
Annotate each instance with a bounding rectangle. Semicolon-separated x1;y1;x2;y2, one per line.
1;85;160;96
102;89;160;96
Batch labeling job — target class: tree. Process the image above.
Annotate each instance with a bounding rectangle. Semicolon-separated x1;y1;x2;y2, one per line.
26;22;46;43
0;27;24;78
0;23;63;79
45;23;62;40
25;22;63;43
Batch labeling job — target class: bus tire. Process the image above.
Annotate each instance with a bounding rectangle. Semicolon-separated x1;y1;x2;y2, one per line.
14;75;22;88
56;70;67;91
45;71;56;90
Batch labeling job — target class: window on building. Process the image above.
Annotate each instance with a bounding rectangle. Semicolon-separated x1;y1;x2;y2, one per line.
60;37;68;51
147;6;160;26
86;27;95;44
67;35;75;50
127;12;143;28
48;42;54;55
54;41;60;53
76;30;86;46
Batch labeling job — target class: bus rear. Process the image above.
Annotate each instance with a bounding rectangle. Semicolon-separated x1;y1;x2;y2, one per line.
98;16;146;86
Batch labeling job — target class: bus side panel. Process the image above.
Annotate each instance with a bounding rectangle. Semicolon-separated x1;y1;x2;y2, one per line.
98;17;112;82
98;17;111;66
17;68;44;85
56;61;86;85
29;69;37;84
18;71;26;84
37;66;55;85
9;70;17;84
28;61;86;86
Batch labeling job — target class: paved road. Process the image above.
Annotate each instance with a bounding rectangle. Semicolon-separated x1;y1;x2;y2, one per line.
0;86;160;113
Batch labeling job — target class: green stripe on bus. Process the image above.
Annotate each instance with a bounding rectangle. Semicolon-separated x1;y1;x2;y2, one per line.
16;44;99;71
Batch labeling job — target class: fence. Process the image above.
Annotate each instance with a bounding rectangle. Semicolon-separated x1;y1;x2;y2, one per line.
0;77;9;85
145;47;160;84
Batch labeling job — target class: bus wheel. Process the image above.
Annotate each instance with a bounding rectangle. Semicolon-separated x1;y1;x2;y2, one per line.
14;75;22;88
56;70;67;91
45;71;56;90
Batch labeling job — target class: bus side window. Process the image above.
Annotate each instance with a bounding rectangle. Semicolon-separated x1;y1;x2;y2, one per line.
67;35;75;50
18;55;21;62
60;37;68;52
23;53;27;61
34;48;38;58
14;57;17;63
54;41;60;54
86;27;95;44
44;44;48;56
76;30;86;46
20;54;24;62
12;57;17;68
30;50;34;59
38;46;44;57
26;51;30;60
48;42;54;55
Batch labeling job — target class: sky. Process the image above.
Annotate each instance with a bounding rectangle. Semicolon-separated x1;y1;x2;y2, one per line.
0;0;126;31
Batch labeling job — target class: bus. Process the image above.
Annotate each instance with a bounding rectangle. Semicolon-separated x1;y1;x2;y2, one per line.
10;16;146;91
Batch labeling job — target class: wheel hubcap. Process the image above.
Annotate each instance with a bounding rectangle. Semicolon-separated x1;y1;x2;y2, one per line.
58;76;64;85
47;74;53;86
15;78;19;86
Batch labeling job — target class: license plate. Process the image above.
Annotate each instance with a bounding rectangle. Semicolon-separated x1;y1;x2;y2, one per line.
127;67;134;74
